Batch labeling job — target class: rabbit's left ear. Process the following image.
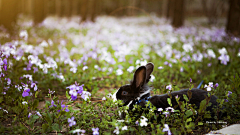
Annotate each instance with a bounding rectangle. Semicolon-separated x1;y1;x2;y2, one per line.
145;63;154;83
132;66;147;89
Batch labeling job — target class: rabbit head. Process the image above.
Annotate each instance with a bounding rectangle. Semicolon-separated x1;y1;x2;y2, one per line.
112;63;154;106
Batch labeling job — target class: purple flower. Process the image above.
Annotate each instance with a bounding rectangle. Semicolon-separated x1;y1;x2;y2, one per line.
6;78;11;85
48;89;55;94
68;116;76;127
227;91;232;97
33;67;38;73
3;58;7;65
224;99;228;102
67;84;84;100
36;111;42;117
163;112;170;117
189;78;192;82
0;73;5;78
166;85;172;90
81;91;91;101
3;65;7;71
22;87;30;97
28;113;32;118
208;63;212;67
71;95;77;100
60;104;69;112
49;100;57;108
214;83;219;89
135;120;139;125
162;124;171;135
180;67;184;72
92;128;99;135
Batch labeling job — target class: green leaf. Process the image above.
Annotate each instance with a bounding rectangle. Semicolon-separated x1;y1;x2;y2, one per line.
66;91;70;99
185;110;193;117
167;98;172;106
199;99;207;113
42;124;48;133
183;94;189;102
187;91;192;100
45;112;52;125
198;122;203;125
190;84;194;90
186;117;192;122
52;123;60;132
0;97;3;103
35;91;39;98
32;100;39;109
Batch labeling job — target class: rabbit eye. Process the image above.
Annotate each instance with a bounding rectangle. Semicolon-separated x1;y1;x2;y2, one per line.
122;91;128;95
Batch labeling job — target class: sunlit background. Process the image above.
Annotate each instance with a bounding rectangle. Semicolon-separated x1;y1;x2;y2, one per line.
0;0;235;32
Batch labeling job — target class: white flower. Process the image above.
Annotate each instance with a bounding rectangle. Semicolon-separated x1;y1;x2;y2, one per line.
158;108;163;112
140;60;147;66
113;126;119;134
180;67;184;72
163;111;170;117
19;30;28;40
122;126;127;130
218;54;230;65
23;74;33;81
116;69;123;75
102;97;106;100
94;65;99;69
158;66;163;69
70;67;77;73
69;89;78;97
82;66;88;71
207;49;216;58
162;124;171;135
81;91;91;101
72;129;85;135
36;111;42;117
218;47;227;55
127;66;134;73
22;101;28;105
166;107;174;112
140;116;148;127
150;75;155;82
166;85;172;90
136;60;147;66
183;43;193;52
39;40;48;47
3;109;8;113
238;52;240;57
204;82;213;91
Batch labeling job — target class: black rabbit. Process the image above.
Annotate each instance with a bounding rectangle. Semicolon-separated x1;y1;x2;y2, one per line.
112;63;222;119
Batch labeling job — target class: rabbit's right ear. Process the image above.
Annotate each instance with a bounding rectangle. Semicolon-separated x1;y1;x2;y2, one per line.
132;66;147;90
145;63;154;83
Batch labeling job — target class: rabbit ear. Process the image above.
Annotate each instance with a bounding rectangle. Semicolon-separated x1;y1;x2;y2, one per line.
132;66;147;89
145;63;154;83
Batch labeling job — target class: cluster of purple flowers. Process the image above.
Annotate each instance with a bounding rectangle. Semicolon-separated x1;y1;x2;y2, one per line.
49;100;69;112
21;81;38;97
67;83;91;101
0;58;8;71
